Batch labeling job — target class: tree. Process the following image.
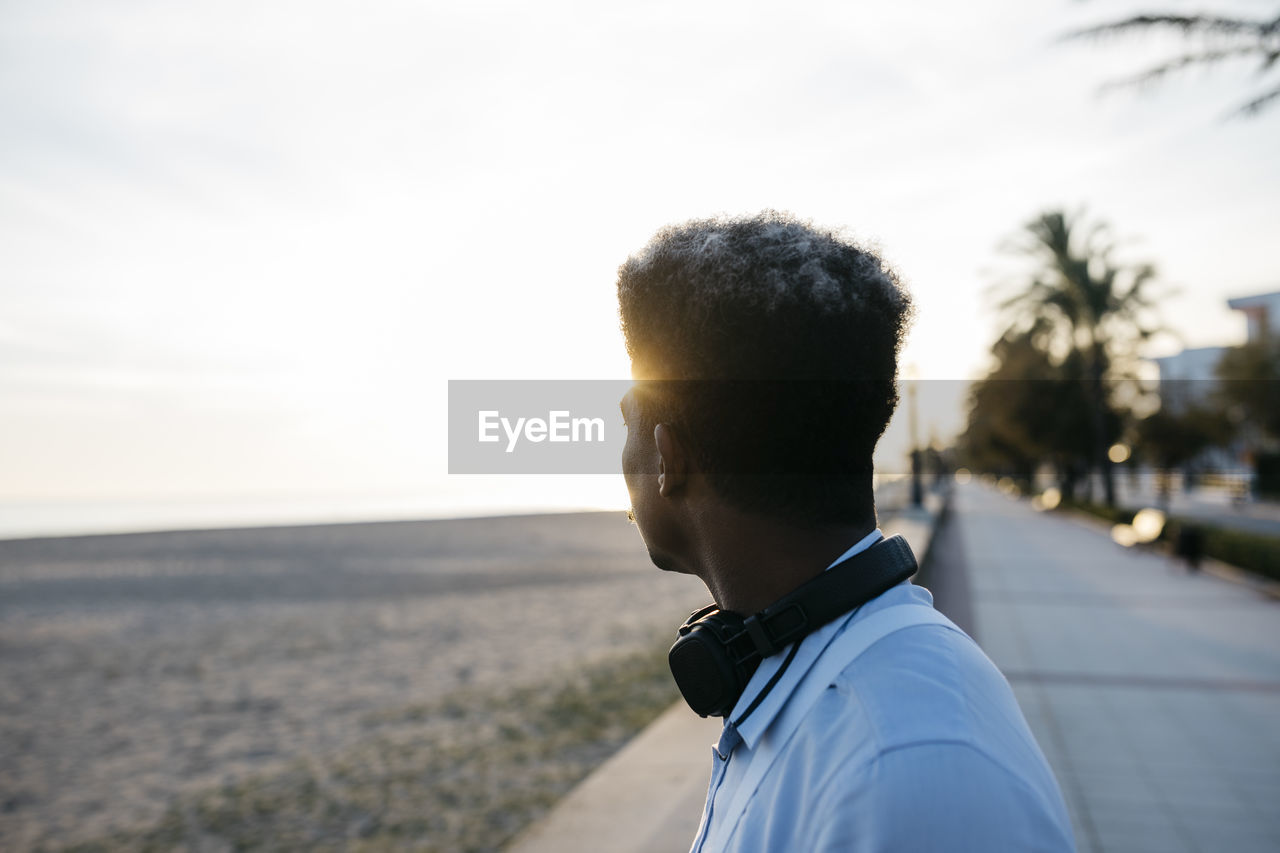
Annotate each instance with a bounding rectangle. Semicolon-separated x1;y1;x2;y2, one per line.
1065;8;1280;117
1215;338;1280;441
1135;402;1231;468
996;209;1162;505
962;321;1102;498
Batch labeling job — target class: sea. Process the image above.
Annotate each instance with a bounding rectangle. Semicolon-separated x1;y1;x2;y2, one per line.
0;476;631;540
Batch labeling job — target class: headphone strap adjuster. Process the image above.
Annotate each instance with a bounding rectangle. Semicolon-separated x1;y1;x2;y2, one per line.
742;614;777;657
742;602;807;658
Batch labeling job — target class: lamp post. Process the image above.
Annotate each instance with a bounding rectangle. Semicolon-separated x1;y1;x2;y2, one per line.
907;365;922;508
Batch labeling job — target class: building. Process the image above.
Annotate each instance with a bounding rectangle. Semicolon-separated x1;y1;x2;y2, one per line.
1153;290;1280;411
1152;345;1226;413
1225;291;1280;343
1144;290;1279;498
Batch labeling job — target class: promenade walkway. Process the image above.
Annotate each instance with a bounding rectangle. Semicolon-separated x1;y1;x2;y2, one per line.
949;482;1280;853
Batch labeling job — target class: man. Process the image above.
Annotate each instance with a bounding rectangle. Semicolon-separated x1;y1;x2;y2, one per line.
616;212;1075;852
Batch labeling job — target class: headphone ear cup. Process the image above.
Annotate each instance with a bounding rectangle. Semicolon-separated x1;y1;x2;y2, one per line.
669;611;752;718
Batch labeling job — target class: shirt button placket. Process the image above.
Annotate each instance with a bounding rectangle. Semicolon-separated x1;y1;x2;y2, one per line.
690;722;743;853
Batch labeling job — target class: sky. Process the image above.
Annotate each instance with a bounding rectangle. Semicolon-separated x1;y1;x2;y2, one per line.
2;0;1278;534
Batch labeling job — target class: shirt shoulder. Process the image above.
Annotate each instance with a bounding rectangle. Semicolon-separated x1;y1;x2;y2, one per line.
816;585;1048;768
834;612;1041;756
775;590;1073;845
718;586;1075;852
807;739;1077;852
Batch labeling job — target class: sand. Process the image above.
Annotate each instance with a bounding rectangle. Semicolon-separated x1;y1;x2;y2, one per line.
0;511;706;850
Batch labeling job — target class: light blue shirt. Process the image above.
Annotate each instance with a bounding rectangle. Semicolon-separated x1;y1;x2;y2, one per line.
690;530;1075;852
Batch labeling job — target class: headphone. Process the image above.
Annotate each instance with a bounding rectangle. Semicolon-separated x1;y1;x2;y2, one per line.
668;534;919;719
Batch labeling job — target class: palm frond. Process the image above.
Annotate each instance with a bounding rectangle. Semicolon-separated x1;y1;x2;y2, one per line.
993;207;1167;387
997;278;1047;307
1233;82;1280;115
1063;9;1280;117
1063;14;1273;43
1123;264;1159;298
1099;47;1266;92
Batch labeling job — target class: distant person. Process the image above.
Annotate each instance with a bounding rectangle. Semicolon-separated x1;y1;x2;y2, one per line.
615;213;1075;852
1175;523;1205;572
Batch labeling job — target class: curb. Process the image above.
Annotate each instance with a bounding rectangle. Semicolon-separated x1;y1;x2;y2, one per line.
1201;560;1280;601
504;703;722;853
1058;507;1280;602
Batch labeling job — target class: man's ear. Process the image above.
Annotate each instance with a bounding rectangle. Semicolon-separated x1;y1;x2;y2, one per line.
653;423;688;497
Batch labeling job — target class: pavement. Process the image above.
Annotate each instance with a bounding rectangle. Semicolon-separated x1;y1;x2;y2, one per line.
953;483;1280;853
1112;481;1280;538
508;483;1280;852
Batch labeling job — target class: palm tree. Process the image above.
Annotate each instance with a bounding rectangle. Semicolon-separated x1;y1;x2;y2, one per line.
1065;9;1280;117
998;209;1162;506
964;319;1097;497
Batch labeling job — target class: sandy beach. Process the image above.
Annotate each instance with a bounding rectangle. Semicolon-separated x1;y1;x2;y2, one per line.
0;511;705;850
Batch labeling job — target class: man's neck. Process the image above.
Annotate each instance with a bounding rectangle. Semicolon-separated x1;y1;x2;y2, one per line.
689;506;876;615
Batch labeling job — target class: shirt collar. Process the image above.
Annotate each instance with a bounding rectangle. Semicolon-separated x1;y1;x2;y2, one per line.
725;528;884;752
822;528;886;572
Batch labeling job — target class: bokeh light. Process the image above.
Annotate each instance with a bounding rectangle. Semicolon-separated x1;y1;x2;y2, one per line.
1107;443;1132;464
1132;508;1166;543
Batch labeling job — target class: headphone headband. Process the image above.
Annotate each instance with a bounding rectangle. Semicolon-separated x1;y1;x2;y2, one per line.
669;534;918;718
741;534;916;657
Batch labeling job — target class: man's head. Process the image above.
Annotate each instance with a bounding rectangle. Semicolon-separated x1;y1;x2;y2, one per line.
617;211;912;546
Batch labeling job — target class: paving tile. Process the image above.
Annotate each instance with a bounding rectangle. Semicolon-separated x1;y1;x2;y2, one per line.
1071;770;1166;808
1088;814;1194;853
953;484;1280;851
1181;818;1280;853
1152;774;1250;810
